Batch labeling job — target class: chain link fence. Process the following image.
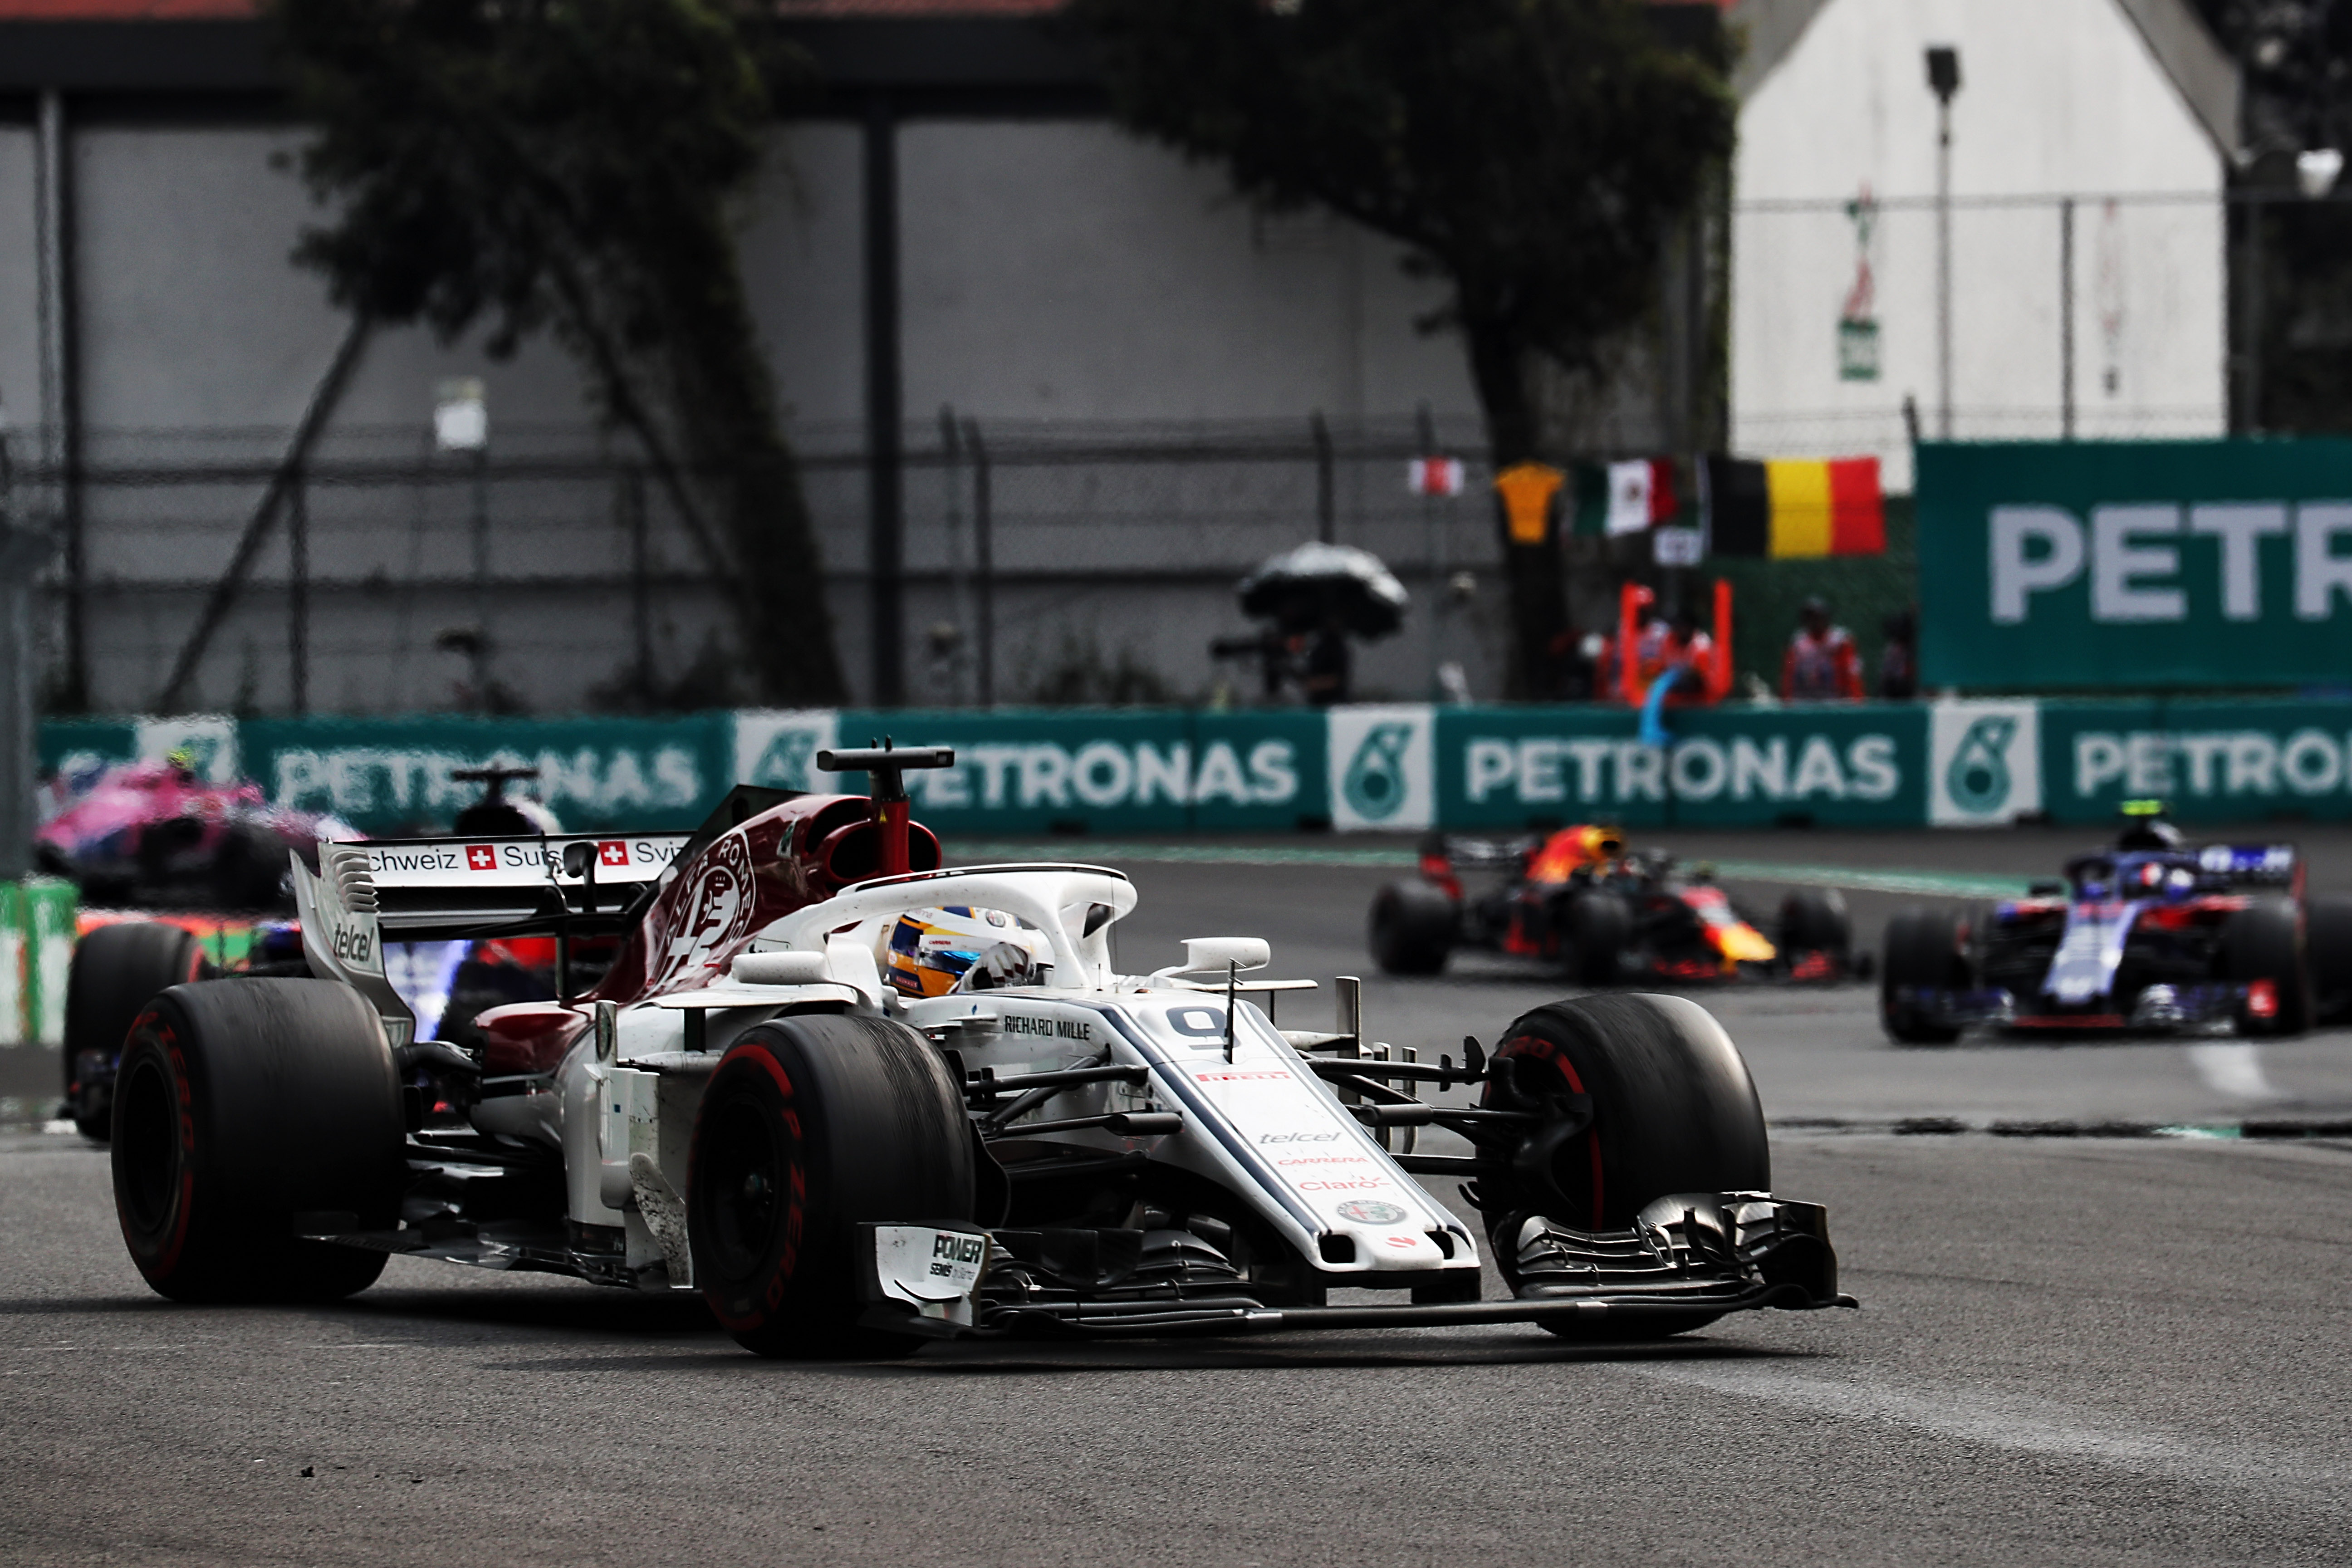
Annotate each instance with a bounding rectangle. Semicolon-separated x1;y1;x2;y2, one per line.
14;414;1556;716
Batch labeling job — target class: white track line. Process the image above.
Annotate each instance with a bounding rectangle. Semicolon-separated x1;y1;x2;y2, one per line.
1619;1360;2347;1505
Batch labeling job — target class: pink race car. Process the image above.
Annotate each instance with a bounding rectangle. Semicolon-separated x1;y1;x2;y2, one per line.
35;756;351;912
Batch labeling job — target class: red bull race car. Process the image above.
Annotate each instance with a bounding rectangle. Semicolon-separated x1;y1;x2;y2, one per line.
1880;804;2352;1042
72;743;1849;1353
1370;826;1865;985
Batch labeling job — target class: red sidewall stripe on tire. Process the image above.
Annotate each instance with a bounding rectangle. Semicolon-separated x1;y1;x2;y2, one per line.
1500;1034;1602;1230
704;1040;808;1334
118;1014;197;1277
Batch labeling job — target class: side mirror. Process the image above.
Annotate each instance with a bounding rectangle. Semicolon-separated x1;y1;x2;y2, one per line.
562;841;597;880
1178;936;1269;974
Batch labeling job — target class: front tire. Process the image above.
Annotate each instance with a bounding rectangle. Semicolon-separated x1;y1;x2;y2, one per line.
112;978;402;1302
689;1013;975;1358
1880;906;1971;1044
64;922;210;1142
1476;994;1769;1339
2221;897;2310;1037
2304;894;2352;1027
1368;880;1457;975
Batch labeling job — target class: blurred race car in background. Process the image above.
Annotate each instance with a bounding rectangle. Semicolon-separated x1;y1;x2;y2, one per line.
35;754;352;911
1369;825;1866;985
1880;803;2352;1043
58;762;602;1138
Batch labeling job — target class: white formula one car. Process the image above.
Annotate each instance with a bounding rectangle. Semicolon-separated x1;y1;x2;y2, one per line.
94;745;1849;1354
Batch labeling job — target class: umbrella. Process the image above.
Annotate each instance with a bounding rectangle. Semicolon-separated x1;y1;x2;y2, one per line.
1236;541;1411;639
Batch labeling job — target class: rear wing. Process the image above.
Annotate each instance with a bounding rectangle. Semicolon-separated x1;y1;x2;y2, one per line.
1424;832;1538;869
338;831;693;938
2195;842;2303;896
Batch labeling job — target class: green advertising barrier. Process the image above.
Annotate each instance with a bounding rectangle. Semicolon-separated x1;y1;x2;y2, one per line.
54;697;2348;837
243;714;734;835
2038;699;2352;823
1918;439;2352;690
730;708;1330;834
1434;704;1929;829
0;879;75;1048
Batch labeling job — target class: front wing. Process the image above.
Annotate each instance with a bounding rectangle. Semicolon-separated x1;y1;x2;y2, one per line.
859;1191;1853;1340
1896;981;2252;1033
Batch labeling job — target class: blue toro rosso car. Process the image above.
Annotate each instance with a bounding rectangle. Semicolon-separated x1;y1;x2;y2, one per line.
1881;804;2352;1043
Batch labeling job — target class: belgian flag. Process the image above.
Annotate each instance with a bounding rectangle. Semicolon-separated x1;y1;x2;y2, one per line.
1706;456;1884;558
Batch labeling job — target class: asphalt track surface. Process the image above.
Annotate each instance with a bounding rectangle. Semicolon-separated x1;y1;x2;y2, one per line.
5;826;2352;1564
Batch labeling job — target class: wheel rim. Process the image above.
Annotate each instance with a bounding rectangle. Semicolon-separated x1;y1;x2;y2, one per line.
116;1052;179;1234
702;1095;783;1279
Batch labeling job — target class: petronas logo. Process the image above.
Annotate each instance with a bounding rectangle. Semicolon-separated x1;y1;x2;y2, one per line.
1947;716;2015;814
1343;724;1413;822
751;730;818;790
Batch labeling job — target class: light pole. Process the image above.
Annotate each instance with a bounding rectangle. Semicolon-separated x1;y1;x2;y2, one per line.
1926;46;1960;441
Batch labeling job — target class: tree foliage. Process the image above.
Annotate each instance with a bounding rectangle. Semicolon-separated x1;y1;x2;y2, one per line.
273;0;845;705
1073;0;1734;463
1073;0;1733;695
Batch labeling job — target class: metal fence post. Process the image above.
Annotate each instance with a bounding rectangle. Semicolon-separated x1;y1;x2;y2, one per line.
0;527;58;880
288;461;308;713
1312;410;1335;543
624;464;651;701
469;448;491;710
964;417;994;707
939;405;972;706
2059;196;2076;441
2241;190;2265;435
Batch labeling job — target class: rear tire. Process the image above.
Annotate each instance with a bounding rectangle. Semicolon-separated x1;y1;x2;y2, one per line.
1566;892;1631;985
1880;906;1970;1044
64;922;209;1142
689;1013;975;1359
2306;894;2352;1027
111;978;402;1302
1368;880;1457;975
2220;897;2310;1037
1476;993;1770;1340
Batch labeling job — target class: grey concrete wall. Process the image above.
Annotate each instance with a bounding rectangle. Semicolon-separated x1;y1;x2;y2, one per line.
6;115;1503;715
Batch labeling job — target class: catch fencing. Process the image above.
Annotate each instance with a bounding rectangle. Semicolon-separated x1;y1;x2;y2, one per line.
12;415;1534;719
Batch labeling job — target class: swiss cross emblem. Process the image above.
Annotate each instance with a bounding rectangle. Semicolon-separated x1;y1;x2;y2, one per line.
598;840;629;868
465;844;496;872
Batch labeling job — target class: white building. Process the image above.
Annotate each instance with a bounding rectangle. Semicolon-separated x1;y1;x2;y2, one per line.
1728;0;2241;489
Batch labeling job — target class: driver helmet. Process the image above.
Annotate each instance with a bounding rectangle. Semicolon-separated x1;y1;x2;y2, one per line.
880;905;1053;998
2115;799;2184;852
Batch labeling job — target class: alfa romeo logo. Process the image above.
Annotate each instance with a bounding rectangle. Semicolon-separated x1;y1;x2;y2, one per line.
1342;723;1412;822
1946;715;2015;814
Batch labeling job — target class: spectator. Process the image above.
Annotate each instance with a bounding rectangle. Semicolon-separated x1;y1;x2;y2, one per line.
1879;608;1918;700
1299;612;1352;706
1783;596;1864;701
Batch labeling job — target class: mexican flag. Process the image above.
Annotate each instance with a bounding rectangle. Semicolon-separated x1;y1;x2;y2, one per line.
1571;458;1678;536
